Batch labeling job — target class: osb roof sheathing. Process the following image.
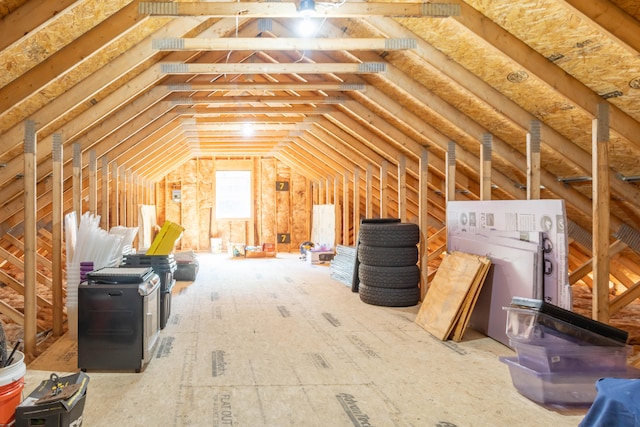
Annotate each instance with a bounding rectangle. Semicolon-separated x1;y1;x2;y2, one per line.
2;2;640;306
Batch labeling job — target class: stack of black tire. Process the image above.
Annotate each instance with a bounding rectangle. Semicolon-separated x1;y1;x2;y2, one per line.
355;220;421;307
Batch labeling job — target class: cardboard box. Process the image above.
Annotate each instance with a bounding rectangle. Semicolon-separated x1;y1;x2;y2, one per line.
15;372;89;427
306;250;334;264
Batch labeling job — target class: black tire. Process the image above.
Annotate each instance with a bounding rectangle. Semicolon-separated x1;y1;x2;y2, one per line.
358;264;420;289
351;238;361;293
358;222;420;247
358;245;418;267
359;284;420;307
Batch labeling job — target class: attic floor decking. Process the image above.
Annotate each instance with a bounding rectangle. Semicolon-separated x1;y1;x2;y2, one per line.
25;253;585;426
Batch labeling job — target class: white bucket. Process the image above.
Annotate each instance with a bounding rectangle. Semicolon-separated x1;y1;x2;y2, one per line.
0;350;25;386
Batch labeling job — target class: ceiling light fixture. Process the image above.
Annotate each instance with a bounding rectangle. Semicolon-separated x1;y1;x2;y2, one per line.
242;123;255;137
297;0;318;37
298;0;316;17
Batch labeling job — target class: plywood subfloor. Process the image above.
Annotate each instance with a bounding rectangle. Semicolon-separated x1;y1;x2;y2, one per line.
25;253;586;426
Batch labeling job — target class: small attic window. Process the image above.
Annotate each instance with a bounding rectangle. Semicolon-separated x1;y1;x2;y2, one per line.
215;170;251;219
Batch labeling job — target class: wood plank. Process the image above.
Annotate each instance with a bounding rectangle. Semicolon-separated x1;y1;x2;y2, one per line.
156;37;416;51
52;134;64;336
0;0;77;51
24;121;38;358
559;0;640;56
454;2;640;149
140;2;458;18
161;62;386;75
2;234;52;271
527;121;541;200
414;251;490;340
451;256;492;342
419;148;429;301
446;141;456;203
380;160;388;217
569;239;627;285
0;1;145;115
0;270;52;309
182;95;346;105
480;134;492;200
592;104;610;322
610;281;640;315
168;82;365;91
398;155;407;222
0;299;25;326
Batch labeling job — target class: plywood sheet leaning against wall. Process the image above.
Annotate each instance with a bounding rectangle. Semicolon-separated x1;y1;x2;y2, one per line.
415;251;491;341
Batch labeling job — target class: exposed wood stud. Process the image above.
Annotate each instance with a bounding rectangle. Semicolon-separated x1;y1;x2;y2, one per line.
380;160;388;217
353;168;360;240
343;170;350;245
592;103;610;322
23;120;37;358
101;157;109;230
89;150;97;215
72;143;82;224
52;134;64;337
446;141;456;204
398;155;407;222
527;121;541;200
419;148;429;301
110;162;119;228
480;134;492;201
366;164;373;217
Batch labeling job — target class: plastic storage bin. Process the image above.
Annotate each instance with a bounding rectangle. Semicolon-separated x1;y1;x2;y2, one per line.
500;356;640;407
510;337;630;373
504;306;626;347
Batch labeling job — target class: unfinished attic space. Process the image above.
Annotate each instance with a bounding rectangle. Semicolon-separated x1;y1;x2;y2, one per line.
3;0;640;425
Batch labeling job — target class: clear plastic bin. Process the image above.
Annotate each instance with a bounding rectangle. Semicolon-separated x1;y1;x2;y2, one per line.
500;356;640;407
504;306;626;347
510;337;630;373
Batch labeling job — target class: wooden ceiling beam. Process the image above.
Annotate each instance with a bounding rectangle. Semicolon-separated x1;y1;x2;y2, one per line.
160;61;386;75
313;118;447;205
139;2;460;18
188;116;307;124
365;16;640;207
176;95;347;104
453;2;640;148
165;82;366;91
108;121;186;170
0;0;78;51
189;106;334;115
558;0;640;56
186;123;303;131
0;16;210;161
0;1;148;116
275;150;326;181
153;37;416;51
